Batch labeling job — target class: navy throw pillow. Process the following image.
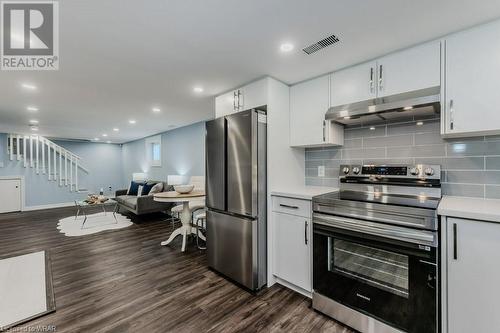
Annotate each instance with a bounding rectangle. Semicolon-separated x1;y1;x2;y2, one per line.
127;181;144;196
141;182;156;195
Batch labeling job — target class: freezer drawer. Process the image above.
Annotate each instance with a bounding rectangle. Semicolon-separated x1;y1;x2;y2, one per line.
207;210;264;290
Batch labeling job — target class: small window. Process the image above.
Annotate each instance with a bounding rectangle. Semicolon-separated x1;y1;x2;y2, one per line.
145;135;161;167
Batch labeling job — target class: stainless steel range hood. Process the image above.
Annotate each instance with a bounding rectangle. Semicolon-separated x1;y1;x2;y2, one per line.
325;86;441;126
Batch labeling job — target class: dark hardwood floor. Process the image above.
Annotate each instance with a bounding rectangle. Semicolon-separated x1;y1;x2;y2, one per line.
0;207;353;333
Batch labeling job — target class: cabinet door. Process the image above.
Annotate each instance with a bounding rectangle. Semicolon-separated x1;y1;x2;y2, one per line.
290;75;330;147
273;212;311;291
444;20;500;136
377;41;441;97
0;179;21;213
331;61;377;107
215;91;236;118
447;217;500;333
240;79;268;110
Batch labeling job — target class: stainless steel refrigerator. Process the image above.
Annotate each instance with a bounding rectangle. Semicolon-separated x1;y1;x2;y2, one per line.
205;109;267;291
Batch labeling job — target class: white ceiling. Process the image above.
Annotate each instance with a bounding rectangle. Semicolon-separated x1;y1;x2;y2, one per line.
1;0;500;143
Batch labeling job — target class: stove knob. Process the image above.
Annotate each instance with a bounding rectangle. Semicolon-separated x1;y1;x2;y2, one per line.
352;167;360;174
342;166;350;175
424;167;435;176
410;167;420;176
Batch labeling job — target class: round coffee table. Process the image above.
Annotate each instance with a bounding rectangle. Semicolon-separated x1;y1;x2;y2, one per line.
154;190;205;252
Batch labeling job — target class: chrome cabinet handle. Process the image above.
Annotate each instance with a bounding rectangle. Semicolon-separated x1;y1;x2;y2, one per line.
305;220;308;245
322;121;326;142
449;99;454;130
453;223;458;260
378;64;383;91
279;204;299;209
237;89;243;110
233;91;237;111
369;67;374;93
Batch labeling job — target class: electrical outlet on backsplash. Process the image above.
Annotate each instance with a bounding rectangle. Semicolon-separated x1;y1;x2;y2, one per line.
304;117;500;199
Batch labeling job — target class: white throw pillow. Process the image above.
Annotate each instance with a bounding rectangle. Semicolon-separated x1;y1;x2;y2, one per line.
137;185;144;197
148;182;164;195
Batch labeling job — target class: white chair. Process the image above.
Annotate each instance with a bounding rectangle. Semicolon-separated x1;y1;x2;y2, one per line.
193;211;206;250
170;176;205;230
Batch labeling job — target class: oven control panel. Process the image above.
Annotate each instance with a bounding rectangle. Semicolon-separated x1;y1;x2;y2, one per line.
339;164;441;180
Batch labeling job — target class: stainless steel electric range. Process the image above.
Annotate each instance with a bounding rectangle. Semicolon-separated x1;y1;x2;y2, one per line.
312;164;441;333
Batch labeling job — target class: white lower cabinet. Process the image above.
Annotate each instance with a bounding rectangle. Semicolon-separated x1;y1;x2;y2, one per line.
442;216;500;333
272;196;312;294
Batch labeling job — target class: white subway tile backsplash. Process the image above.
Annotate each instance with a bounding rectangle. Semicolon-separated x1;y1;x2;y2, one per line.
304;118;500;198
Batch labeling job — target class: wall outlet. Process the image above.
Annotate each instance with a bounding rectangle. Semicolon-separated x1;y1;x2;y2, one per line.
318;165;325;177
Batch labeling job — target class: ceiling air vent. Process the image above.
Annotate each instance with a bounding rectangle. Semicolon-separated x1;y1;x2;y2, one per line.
302;34;340;55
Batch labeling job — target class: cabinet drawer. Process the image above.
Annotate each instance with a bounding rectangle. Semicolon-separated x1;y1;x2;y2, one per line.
272;196;311;218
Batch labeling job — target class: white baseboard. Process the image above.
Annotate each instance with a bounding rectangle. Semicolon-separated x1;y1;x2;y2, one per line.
24;202;75;212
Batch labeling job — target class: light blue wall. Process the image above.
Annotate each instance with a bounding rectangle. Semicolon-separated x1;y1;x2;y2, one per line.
121;121;206;183
0;121;205;208
0;134;123;207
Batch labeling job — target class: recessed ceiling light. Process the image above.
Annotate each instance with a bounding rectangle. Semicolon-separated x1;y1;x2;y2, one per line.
27;106;38;112
30;126;39;131
21;83;37;90
280;42;294;52
152;107;161;113
369;126;375;130
416;121;424;126
94;137;100;141
403;106;414;111
113;128;119;132
193;87;204;93
29;119;39;124
102;133;108;137
129;120;136;124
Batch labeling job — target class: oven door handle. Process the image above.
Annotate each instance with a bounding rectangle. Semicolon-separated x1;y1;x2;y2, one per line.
314;213;437;247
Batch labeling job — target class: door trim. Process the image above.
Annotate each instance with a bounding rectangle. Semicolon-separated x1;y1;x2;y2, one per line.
0;176;25;212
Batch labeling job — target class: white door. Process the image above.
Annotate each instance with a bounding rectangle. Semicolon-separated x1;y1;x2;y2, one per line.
330;61;377;107
273;212;311;291
447;217;500;333
240;79;268;111
377;41;441;97
444;19;500;136
0;179;21;213
290;75;330;147
215;90;236;118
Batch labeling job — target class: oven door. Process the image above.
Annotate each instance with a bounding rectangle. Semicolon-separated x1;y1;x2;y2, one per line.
313;213;438;333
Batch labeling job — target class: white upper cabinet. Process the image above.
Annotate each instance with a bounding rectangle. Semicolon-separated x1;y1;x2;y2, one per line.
330;42;441;108
377;41;441;97
442;19;500;137
240;79;268;111
215;78;268;118
331;61;377;107
215;90;237;118
290;75;343;147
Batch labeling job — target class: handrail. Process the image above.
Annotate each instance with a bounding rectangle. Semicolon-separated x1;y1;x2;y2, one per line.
8;133;89;173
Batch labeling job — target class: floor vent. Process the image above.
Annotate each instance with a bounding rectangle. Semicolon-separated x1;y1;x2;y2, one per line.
302;34;340;55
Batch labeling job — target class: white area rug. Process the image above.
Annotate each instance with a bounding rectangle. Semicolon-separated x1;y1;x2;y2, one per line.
57;212;133;237
0;251;55;330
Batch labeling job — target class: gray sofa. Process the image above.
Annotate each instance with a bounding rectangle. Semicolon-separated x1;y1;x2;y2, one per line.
115;181;174;216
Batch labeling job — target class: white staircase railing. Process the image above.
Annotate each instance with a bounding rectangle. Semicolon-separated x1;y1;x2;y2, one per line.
7;134;89;193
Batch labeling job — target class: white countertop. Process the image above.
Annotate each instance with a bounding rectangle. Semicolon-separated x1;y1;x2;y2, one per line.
438;196;500;223
271;186;338;200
